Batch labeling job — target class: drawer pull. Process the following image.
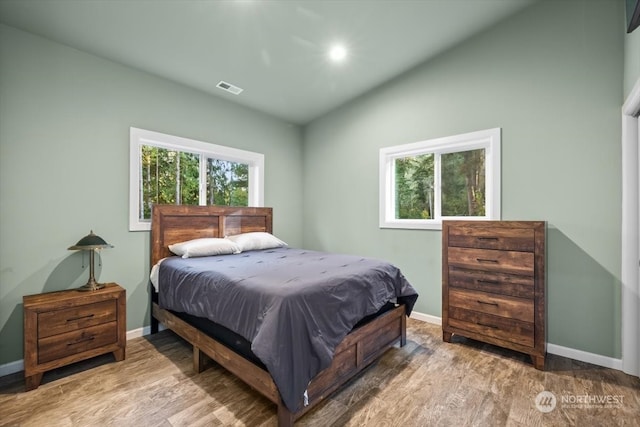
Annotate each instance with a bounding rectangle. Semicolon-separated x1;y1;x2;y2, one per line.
477;300;499;307
477;237;499;241
67;336;95;346
476;258;499;264
477;279;499;285
66;314;95;322
477;322;499;329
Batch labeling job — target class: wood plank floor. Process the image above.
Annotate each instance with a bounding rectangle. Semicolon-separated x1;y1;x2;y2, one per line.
1;319;639;426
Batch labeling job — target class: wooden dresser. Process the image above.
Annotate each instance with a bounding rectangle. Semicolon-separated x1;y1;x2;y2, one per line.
442;221;546;370
23;283;126;390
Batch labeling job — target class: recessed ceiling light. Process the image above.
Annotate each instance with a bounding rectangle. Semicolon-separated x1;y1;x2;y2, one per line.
329;45;347;63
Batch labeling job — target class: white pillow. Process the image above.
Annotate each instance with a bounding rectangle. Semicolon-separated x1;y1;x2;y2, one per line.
168;238;241;258
225;232;287;252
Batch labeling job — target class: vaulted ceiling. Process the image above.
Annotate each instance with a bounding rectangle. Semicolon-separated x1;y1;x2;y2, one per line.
0;0;536;124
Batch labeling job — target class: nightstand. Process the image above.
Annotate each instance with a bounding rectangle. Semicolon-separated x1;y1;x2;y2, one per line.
23;283;126;390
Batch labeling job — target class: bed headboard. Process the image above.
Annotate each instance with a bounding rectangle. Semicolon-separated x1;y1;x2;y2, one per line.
150;204;273;266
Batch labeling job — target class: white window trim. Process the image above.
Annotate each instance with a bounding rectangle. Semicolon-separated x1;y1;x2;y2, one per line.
379;128;501;230
129;127;264;231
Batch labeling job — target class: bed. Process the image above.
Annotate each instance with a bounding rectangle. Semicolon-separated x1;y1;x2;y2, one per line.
149;204;418;426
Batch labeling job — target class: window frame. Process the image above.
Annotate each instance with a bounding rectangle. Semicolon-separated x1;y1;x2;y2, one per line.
379;128;501;230
129;127;264;231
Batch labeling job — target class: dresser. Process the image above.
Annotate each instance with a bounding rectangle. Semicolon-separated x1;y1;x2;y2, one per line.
442;221;546;370
23;283;126;390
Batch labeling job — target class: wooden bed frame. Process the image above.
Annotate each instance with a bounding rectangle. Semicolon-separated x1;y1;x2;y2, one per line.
150;205;407;426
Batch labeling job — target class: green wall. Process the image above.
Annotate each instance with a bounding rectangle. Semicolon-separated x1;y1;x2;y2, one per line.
0;0;631;368
0;24;304;365
303;0;624;358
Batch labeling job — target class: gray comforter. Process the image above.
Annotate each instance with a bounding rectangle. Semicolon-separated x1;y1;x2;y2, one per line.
158;247;418;412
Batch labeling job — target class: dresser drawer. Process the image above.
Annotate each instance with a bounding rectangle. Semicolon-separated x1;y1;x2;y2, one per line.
38;321;118;364
38;299;117;339
448;226;535;251
449;288;534;322
448;307;534;347
447;247;534;276
448;266;534;299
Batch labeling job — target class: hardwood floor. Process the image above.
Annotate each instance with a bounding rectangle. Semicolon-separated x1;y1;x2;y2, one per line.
1;319;639;426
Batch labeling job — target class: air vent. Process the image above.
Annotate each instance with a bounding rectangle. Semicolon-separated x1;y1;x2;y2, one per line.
217;81;243;95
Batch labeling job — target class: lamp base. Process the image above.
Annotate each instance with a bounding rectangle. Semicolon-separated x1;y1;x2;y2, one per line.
78;251;105;291
77;282;106;291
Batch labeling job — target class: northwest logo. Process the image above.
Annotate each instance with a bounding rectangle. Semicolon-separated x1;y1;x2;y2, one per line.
535;391;557;413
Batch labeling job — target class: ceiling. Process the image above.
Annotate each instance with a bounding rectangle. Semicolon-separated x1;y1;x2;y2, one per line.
0;0;536;125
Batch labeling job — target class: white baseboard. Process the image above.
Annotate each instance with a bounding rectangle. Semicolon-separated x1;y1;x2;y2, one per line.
1;315;623;378
409;311;623;370
0;359;23;378
126;323;165;340
546;343;622;370
410;310;441;325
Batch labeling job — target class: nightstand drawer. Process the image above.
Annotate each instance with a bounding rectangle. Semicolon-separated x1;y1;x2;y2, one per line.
447;247;534;276
448;266;534;299
448;307;534;347
38;300;117;339
448;226;535;251
38;321;118;364
449;288;534;322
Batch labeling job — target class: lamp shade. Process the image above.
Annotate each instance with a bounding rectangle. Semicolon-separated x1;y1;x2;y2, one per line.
68;230;113;291
68;230;113;251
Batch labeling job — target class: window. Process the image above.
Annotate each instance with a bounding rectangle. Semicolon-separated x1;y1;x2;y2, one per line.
379;128;500;230
129;127;264;231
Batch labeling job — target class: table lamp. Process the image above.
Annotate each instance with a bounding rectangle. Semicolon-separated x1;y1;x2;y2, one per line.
68;230;113;291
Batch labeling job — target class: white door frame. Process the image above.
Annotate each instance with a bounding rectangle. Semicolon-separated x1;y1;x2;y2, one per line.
622;77;640;377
